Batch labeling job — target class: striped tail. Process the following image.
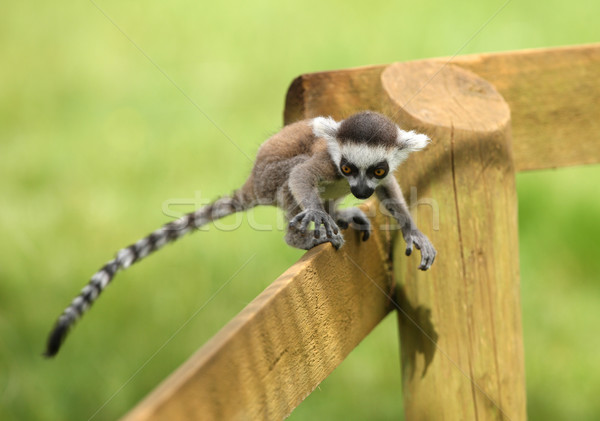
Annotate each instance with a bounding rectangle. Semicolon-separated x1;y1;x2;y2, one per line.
44;193;249;357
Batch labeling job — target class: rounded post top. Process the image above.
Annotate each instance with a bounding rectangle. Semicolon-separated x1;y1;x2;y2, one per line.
382;61;510;133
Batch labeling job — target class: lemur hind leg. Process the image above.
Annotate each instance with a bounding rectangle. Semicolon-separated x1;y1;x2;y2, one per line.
334;206;372;241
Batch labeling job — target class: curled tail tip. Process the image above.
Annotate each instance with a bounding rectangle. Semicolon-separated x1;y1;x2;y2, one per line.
43;319;71;358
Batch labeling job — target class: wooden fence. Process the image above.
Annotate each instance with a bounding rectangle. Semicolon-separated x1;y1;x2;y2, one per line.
123;43;600;420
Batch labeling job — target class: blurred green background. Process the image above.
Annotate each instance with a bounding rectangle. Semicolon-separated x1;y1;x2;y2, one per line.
1;0;599;419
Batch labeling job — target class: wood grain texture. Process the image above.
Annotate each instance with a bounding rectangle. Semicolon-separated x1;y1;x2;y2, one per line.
284;43;600;171
382;62;525;420
123;204;394;421
284;65;387;124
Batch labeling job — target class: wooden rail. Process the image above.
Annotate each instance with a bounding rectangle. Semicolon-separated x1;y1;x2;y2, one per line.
124;43;600;420
124;204;394;420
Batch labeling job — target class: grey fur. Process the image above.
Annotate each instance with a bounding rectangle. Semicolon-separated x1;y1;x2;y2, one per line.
45;110;436;357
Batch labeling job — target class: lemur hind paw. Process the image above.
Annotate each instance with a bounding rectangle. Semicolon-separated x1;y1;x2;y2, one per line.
336;207;371;242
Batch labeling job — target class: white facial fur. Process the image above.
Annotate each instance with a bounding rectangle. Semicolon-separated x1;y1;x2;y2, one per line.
334;143;391;190
311;116;430;175
339;143;391;169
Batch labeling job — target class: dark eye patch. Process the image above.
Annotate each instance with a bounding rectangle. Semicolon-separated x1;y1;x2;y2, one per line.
340;157;358;176
368;161;389;179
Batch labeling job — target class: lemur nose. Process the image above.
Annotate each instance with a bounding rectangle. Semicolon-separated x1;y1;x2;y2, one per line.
351;185;374;200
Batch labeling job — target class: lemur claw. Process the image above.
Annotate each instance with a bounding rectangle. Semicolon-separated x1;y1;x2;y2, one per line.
328;233;345;250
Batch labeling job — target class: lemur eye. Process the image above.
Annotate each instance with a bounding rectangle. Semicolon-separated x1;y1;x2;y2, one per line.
374;168;386;178
341;165;352;175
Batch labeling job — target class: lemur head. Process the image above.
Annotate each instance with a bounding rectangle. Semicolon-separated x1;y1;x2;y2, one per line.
311;111;430;199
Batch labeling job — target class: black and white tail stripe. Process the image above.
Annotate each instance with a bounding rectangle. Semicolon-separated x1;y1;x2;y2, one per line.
44;195;245;357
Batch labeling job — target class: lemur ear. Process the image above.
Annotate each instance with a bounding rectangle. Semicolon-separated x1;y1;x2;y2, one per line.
311;116;341;141
389;127;431;169
396;128;430;152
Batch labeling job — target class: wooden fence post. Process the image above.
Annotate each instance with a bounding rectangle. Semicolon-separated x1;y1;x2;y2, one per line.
382;62;526;419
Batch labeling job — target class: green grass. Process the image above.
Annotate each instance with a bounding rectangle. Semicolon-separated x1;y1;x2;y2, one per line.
1;0;599;419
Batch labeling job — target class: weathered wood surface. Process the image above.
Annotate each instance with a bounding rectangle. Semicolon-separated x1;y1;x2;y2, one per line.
285;43;600;172
384;62;525;420
123;204;394;421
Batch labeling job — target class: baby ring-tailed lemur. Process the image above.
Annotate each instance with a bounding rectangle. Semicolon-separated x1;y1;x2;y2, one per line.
45;111;436;357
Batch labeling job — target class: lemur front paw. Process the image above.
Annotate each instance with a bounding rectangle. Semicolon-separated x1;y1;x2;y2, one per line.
402;228;436;271
336;207;371;241
315;231;345;250
289;209;342;248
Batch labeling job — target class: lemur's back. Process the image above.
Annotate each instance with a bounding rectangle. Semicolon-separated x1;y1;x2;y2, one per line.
255;120;325;164
250;119;334;204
